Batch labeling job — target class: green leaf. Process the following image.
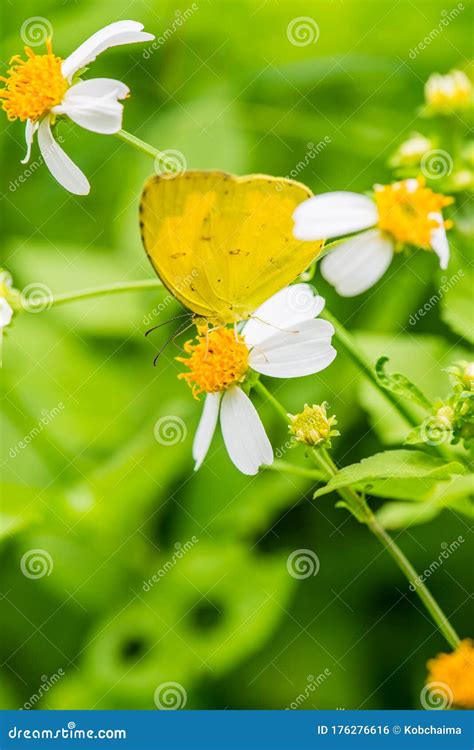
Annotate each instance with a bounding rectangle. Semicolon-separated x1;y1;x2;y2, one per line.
440;266;474;344
376;501;440;529
374;356;432;410
313;450;464;499
375;473;474;528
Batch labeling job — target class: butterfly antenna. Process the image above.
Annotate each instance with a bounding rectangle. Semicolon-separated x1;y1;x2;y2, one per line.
145;313;191;338
153;319;195;367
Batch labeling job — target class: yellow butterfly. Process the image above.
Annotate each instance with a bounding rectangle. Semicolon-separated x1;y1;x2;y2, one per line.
139;170;323;325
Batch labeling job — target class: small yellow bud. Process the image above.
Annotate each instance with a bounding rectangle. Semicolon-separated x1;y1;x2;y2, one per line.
436;404;455;428
288;403;339;447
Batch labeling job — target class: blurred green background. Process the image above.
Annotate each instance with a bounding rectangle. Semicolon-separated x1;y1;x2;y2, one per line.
1;0;472;710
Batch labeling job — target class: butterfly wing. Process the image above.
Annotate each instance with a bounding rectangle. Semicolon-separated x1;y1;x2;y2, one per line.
140;170;323;324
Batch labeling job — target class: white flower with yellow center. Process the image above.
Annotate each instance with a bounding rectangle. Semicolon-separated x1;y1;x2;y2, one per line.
0;21;154;195
293;177;454;297
425;70;472;114
0;271;15;332
176;285;336;475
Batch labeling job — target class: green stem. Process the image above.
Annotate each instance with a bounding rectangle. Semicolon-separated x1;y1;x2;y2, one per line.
254;380;289;422
265;459;326;481
20;279;163;312
321;309;419;428
116;129;177;173
256;379;460;649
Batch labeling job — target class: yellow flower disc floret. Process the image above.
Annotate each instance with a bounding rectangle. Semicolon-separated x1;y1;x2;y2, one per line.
288;403;338;447
426;639;474;709
0;41;68;122
374;178;453;249
177;326;249;399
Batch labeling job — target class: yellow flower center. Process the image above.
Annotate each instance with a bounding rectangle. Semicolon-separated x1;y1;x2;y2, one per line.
426;639;474;709
288;403;337;447
0;41;68;122
176;326;249;399
374;178;453;249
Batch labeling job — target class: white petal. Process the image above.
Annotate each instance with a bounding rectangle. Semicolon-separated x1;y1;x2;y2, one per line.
249;319;336;378
429;212;450;269
52;78;130;134
38;118;90;195
21;120;37;165
192;392;221;471
243;284;326;348
293;192;378;240
0;298;13;328
220;387;273;475
320;229;394;297
61;21;155;81
62;77;130;100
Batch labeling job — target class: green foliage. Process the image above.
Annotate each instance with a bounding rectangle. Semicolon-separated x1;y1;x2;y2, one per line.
0;0;472;712
313;450;464;499
374;356;432;410
440;265;474;344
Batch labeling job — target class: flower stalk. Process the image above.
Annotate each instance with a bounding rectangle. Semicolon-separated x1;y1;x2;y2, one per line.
255;379;460;650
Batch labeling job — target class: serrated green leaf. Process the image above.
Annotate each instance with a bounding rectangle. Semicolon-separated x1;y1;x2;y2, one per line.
313;450;464;499
375;356;432;410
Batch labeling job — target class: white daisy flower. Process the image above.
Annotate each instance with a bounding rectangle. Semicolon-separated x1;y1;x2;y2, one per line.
425;70;472;114
176;285;336;475
293;177;454;297
0;271;15;331
0;21;154;195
